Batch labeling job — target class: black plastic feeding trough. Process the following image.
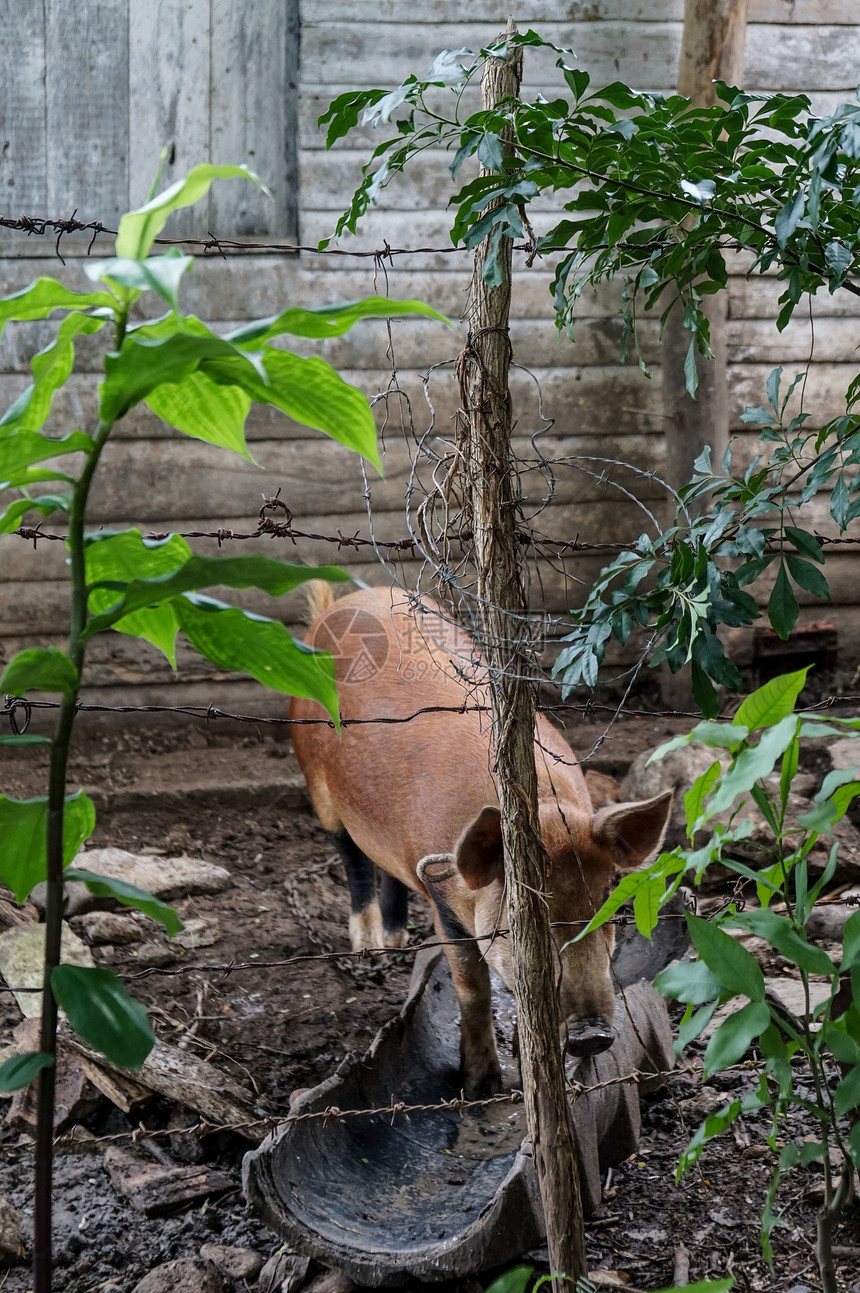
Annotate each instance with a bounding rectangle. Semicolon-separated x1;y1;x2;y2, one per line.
243;915;683;1287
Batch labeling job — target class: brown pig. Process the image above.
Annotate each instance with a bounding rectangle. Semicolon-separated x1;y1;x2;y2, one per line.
291;584;672;1097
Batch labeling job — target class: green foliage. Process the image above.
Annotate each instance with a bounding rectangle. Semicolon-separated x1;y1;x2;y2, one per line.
322;34;860;705
0;791;96;902
0;1052;54;1093
585;671;860;1263
51;965;155;1069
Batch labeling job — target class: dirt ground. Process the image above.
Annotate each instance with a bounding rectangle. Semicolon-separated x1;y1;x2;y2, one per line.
1;711;859;1293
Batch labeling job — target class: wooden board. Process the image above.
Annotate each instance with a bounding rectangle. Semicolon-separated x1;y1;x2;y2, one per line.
45;0;130;227
210;1;296;236
128;0;211;231
0;0;47;232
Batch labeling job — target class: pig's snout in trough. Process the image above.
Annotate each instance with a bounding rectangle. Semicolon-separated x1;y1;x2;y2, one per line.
565;1019;616;1058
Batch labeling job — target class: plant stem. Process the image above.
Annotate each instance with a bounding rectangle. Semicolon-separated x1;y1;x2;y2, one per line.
33;413;115;1293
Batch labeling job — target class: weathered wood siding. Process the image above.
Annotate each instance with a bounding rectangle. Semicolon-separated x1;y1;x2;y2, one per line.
1;0;859;712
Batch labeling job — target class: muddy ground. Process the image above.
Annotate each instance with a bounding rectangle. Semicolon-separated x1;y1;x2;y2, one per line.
1;711;859;1293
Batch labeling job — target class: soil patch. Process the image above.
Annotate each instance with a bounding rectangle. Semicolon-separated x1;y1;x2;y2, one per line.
1;712;859;1291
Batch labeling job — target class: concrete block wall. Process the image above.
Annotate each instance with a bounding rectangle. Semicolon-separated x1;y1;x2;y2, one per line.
1;0;859;712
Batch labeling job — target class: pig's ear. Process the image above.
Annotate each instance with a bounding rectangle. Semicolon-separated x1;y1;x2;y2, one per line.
590;789;673;869
455;805;504;890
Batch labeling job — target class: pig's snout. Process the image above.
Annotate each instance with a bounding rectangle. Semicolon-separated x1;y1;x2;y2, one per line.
565;1020;615;1058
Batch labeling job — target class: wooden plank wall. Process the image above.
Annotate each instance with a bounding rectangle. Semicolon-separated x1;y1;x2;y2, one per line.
1;0;859;716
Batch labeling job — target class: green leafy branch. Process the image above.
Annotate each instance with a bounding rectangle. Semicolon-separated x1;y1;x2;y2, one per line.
567;668;860;1282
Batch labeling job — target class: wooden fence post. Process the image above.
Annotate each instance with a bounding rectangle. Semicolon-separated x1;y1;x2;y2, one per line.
458;24;588;1288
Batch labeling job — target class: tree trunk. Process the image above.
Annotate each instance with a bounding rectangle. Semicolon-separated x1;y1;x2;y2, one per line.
458;24;587;1287
663;0;749;495
662;0;748;706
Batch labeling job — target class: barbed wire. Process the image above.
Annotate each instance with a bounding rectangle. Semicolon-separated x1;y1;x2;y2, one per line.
47;1059;719;1154
4;689;860;742
13;515;860;557
0;212;753;267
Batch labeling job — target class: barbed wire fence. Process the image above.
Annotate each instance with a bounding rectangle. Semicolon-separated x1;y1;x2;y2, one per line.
0;211;850;1159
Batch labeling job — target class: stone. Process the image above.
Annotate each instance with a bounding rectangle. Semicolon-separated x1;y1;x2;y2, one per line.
806;898;858;942
77;910;146;945
131;1259;224;1293
0;923;94;1018
198;1244;263;1281
0;1195;22;1266
174;917;220;950
71;848;232;900
132;941;176;968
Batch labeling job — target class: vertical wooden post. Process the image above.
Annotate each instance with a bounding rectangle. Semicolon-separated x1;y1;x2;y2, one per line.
662;0;749;494
458;24;588;1287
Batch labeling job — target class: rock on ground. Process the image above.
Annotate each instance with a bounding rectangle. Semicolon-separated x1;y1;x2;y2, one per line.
131;1257;224;1293
0;923;94;1018
0;1194;22;1266
198;1243;263;1281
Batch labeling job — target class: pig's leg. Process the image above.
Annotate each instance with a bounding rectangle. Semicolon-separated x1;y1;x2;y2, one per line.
379;873;409;948
431;899;501;1097
332;829;383;950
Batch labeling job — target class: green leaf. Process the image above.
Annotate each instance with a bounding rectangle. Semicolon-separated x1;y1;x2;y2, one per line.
784;526;824;564
176;593;340;720
632;872;665;939
0;647;78;697
83;538;350;639
0;734;51;747
774;189;804;246
841;910;860;970
703;1000;771;1076
23;314;107;433
0;278;114;334
84;250;193;309
784;554;830;600
655;958;722;1005
85;530;191;663
144;368;253;458
483;1266;534;1293
224;296;453;347
208;348;382;471
0;790;96;902
684;337;699;399
834;1064;860;1117
100;327;258;424
65;869;183;937
733;669;808;730
687;914;765;1000
707;715;799;816
0;1052;54;1093
729;909;836;977
768;561;799;639
51;965;154;1069
0;428;91;480
116;164;268;259
684;760;722;835
690;660;719;718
